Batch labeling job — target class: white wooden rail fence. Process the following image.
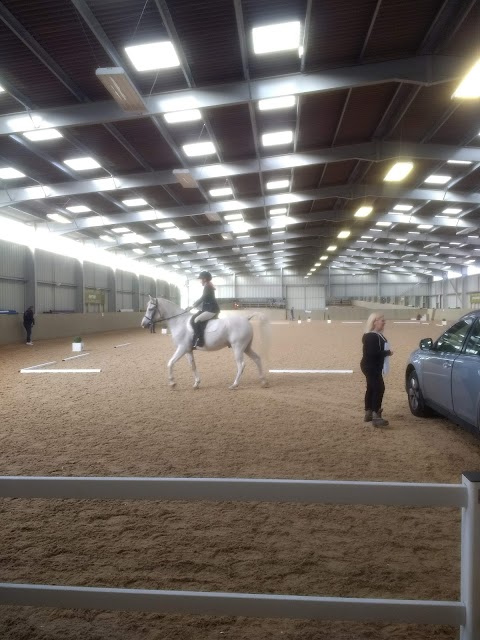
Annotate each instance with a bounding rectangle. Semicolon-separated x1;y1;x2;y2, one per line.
0;473;479;639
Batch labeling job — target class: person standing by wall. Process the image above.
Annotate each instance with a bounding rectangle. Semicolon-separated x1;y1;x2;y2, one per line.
23;306;35;345
360;313;393;427
290;307;294;321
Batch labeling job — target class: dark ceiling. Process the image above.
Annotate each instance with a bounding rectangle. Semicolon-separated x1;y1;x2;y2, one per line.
0;0;479;280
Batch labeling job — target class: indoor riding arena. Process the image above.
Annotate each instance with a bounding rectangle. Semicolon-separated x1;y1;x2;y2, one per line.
2;314;480;640
1;0;480;638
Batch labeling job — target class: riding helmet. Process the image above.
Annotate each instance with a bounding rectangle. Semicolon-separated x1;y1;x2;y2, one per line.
198;271;212;281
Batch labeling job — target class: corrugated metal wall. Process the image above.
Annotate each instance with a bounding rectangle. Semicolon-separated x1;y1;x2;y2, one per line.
156;279;171;298
0;240;28;311
84;262;110;289
116;270;135;310
139;275;156;310
36;250;77;313
84;261;111;312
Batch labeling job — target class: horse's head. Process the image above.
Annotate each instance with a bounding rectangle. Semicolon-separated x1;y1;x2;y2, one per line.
141;296;161;328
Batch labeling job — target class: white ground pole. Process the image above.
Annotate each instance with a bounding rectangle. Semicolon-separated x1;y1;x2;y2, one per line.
62;353;90;361
20;369;101;374
20;361;57;370
0;474;477;636
269;369;353;374
114;343;131;348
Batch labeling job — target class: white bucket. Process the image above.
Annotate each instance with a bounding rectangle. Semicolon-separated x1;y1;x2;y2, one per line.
72;342;83;352
161;328;168;335
327;319;332;324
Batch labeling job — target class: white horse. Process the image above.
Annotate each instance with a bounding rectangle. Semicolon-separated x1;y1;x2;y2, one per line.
141;296;270;390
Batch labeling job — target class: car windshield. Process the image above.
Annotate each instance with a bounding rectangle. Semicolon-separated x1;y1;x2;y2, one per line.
435;317;474;354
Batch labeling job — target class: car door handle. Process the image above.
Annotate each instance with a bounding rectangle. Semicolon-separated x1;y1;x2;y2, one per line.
443;362;453;368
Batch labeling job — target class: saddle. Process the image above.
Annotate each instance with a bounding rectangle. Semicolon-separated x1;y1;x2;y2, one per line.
190;315;219;349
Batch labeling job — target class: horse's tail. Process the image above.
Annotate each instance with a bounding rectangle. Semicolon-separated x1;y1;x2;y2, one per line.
247;312;271;363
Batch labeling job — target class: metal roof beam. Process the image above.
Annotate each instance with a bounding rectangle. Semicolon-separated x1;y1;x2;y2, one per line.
15;182;480;233
0;56;463;136
2;141;480;207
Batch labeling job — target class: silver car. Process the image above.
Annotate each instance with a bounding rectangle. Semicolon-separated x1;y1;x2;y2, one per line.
406;311;480;433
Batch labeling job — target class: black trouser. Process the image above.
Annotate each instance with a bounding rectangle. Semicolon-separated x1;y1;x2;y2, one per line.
361;364;385;412
24;322;32;342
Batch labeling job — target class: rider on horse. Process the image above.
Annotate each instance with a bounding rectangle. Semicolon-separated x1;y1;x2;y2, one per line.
191;271;220;349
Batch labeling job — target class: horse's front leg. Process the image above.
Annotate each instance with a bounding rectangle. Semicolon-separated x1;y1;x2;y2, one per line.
167;345;188;388
186;352;201;389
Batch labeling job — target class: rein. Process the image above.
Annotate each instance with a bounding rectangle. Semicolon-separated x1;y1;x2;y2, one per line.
143;303;190;325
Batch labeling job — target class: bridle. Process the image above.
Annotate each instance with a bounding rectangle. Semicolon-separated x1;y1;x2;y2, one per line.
143;300;190;325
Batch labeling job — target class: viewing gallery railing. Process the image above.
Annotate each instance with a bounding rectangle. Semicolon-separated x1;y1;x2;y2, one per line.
218;298;286;309
0;473;479;639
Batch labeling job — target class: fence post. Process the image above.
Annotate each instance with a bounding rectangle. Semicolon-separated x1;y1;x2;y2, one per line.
461;473;480;639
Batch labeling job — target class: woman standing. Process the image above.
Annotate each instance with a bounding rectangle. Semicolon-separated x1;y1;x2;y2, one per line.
23;305;35;345
360;313;393;427
191;271;220;348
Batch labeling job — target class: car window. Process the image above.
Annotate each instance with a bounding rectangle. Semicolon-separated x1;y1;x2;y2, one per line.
435;317;474;354
464;319;480;356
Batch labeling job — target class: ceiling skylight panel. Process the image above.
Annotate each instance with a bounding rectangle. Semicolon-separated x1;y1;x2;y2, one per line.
156;221;175;229
123;198;147;207
125;41;180;71
0;167;26;179
266;179;289;190
64;157;101;171
66;205;91;213
209;187;233;197
393;204;413;211
182;141;216;157
424;174;451;185
23;128;62;141
261;130;293;146
252;21;301;55
164;109;201;123
258;95;296;110
47;213;69;224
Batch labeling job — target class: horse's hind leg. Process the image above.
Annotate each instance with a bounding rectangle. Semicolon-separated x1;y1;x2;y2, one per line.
245;344;269;388
230;345;246;390
186;352;201;389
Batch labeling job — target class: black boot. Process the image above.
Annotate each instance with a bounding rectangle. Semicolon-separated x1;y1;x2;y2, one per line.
195;322;206;348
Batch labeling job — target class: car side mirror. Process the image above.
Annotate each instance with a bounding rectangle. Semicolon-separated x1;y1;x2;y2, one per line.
419;338;433;350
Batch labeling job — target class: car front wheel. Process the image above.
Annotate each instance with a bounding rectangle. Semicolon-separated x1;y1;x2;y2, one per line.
407;370;432;417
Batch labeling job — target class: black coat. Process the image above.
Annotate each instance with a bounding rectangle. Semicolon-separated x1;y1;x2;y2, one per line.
23;308;34;326
193;283;219;313
361;331;391;373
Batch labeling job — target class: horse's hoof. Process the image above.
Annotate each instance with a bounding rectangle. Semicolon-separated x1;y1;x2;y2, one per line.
261;380;269;388
193;383;200;390
169;381;176;388
228;384;238;390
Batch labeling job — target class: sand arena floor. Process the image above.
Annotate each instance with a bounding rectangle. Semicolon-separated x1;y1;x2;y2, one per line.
1;318;480;640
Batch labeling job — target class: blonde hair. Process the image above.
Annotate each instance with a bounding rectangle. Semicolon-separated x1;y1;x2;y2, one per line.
365;312;384;333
